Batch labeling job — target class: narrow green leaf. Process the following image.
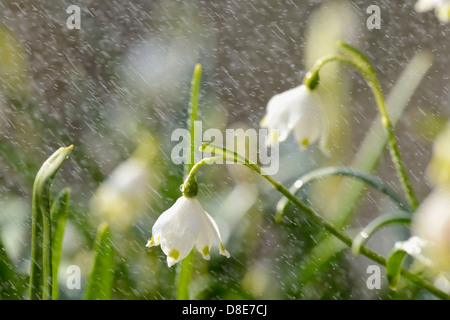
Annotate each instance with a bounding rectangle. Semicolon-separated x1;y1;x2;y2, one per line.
0;237;19;299
386;248;408;291
385;236;428;292
351;212;411;256
29;145;73;300
274;166;411;223
51;188;70;300
84;223;115;300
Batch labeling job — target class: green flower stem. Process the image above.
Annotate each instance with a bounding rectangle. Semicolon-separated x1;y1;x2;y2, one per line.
176;252;194;300
200;143;449;300
29;145;73;300
303;55;353;90
177;63;202;300
304;43;418;210
176;156;223;299
187;63;202;175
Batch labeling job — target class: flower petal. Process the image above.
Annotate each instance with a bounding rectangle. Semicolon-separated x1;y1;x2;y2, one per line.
146;196;230;267
292;102;323;148
263;85;307;143
262;84;325;148
413;188;450;273
149;197;202;266
201;210;230;258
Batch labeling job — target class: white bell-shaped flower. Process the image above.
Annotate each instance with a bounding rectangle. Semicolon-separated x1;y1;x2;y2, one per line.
415;0;450;23
412;187;450;274
146;196;230;267
261;84;326;149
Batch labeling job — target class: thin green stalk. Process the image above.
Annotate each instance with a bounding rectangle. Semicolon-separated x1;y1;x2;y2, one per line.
176;153;220;299
177;63;202;300
370;76;419;210
176;252;194;300
187;63;202;174
200;143;449;300
338;42;418;210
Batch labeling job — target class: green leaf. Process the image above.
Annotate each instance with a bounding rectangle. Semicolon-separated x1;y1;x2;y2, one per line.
84;223;115;300
0;238;19;299
274;166;411;223
29;145;73;300
352;212;411;256
386;248;409;291
51;188;70;300
385;236;428;291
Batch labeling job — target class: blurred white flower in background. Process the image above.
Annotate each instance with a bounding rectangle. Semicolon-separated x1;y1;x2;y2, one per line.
412;188;450;274
146;196;230;267
90;132;160;232
415;0;450;23
260;84;326;149
410;123;450;280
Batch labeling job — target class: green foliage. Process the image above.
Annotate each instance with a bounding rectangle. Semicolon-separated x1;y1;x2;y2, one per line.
51;188;70;300
386;248;409;291
352;212;411;256
29;146;73;300
84;223;115;300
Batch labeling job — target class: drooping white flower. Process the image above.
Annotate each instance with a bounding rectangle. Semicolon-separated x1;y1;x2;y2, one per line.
415;0;450;23
412;187;450;274
260;84;326;149
146;196;230;267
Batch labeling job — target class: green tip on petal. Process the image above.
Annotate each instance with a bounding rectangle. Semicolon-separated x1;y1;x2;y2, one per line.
301;138;309;148
168;248;180;261
146;236;155;247
202;246;210;257
220;243;230;258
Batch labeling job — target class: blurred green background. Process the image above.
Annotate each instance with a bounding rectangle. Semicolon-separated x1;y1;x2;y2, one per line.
0;0;448;299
